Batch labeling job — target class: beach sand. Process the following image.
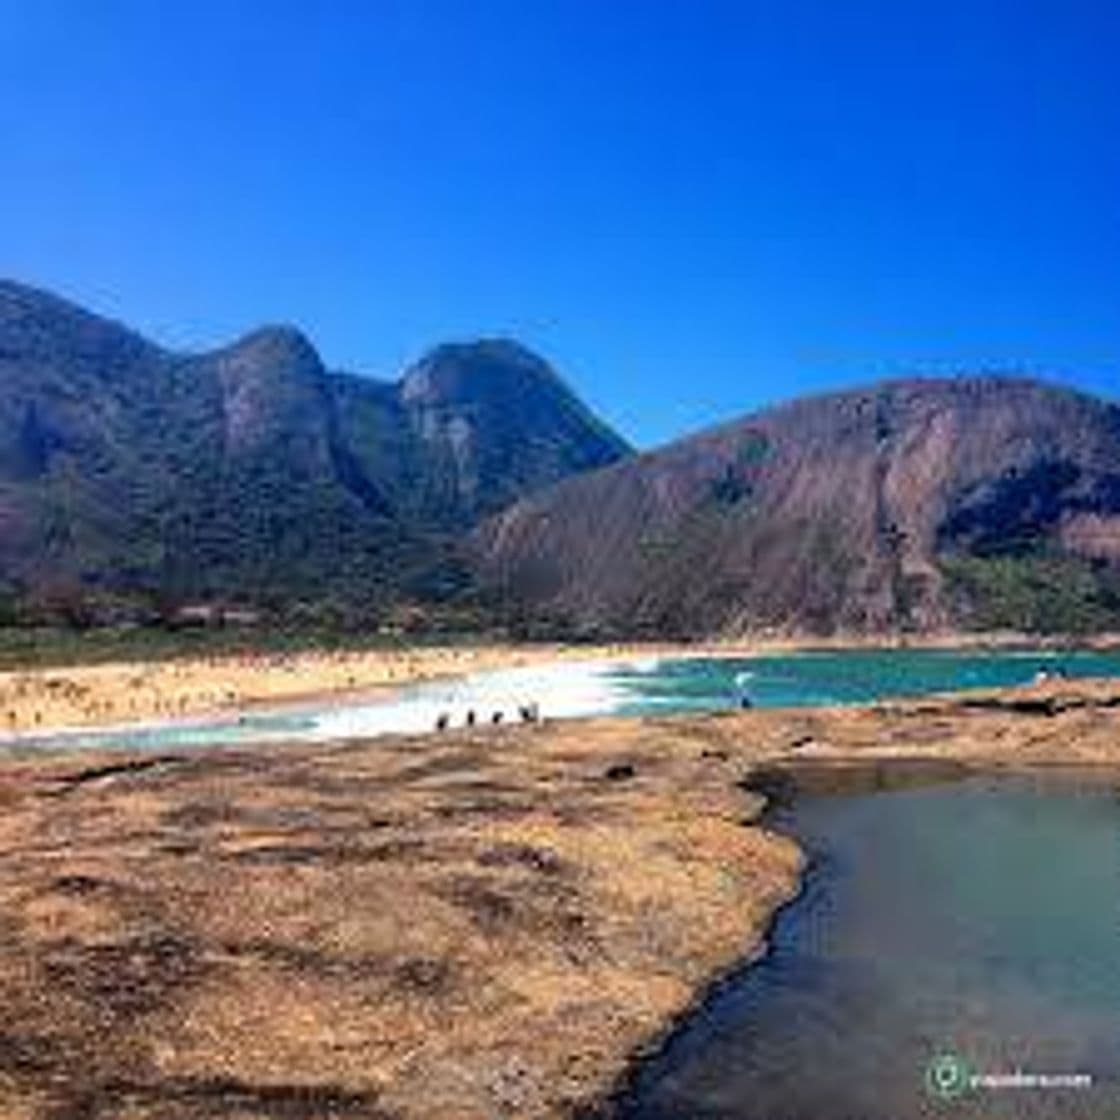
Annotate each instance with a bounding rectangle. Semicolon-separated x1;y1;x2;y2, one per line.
0;642;678;737
0;676;1118;1117
4;629;1115;740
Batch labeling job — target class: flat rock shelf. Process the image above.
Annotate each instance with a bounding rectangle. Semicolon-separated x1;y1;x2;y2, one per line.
1;678;1119;1118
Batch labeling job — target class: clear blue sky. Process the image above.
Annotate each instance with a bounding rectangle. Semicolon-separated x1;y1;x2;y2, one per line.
3;1;1118;446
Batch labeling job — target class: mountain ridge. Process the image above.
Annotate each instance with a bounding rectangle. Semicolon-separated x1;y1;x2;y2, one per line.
0;280;630;623
474;375;1120;636
6;277;1120;636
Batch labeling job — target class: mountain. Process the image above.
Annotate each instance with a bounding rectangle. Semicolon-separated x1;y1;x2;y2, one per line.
9;279;1119;638
0;280;629;621
474;378;1120;637
395;341;629;523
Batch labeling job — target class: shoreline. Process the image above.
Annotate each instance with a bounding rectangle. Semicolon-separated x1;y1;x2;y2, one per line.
584;793;815;1120
1;679;1119;1116
0;641;670;739
2;629;1119;743
593;753;1120;1119
591;702;1120;1118
595;752;1120;1120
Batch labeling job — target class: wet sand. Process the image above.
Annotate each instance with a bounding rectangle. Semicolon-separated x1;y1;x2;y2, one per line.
0;677;1118;1118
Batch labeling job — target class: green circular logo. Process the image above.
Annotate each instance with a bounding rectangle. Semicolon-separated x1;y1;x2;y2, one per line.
925;1052;971;1100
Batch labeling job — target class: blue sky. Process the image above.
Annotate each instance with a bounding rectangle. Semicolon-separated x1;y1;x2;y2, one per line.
2;0;1118;446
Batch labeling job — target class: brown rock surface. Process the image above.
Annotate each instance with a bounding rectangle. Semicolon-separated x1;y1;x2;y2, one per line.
1;678;1118;1118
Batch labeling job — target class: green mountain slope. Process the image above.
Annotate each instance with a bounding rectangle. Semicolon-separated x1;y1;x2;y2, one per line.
0;280;630;621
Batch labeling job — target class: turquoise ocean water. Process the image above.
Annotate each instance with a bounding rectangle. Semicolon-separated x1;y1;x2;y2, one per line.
7;647;1120;753
611;647;1120;713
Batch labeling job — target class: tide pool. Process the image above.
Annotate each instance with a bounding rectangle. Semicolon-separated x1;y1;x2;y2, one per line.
613;766;1120;1119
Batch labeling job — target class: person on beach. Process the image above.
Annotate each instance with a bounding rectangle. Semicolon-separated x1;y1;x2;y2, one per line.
734;671;753;709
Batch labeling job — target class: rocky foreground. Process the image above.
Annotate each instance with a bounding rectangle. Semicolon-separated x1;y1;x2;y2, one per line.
1;678;1119;1119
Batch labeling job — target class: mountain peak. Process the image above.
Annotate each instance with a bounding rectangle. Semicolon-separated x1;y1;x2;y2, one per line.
400;337;564;405
220;324;323;376
0;281;632;616
395;336;630;521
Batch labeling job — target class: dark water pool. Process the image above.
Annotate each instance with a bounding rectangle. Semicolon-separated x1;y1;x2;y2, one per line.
612;766;1120;1119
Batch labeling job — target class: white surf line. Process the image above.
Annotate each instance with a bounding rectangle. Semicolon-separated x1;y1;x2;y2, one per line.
0;654;672;751
307;655;652;739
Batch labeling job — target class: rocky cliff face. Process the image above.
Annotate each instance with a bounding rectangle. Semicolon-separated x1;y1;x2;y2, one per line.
0;280;630;614
399;340;629;523
475;379;1120;636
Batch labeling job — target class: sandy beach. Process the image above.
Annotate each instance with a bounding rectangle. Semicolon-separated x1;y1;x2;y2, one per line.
0;674;1118;1118
3;630;1117;740
0;642;681;737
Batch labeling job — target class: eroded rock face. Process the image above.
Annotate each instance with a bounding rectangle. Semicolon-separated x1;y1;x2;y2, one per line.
212;326;329;456
475;378;1120;636
399;339;630;522
1061;513;1120;563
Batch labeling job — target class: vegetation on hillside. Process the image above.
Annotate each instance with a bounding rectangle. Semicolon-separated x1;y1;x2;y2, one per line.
0;280;630;628
940;552;1120;634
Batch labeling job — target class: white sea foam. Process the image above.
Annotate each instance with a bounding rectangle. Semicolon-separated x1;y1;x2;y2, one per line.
622;655;663;674
308;657;635;739
0;657;650;753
